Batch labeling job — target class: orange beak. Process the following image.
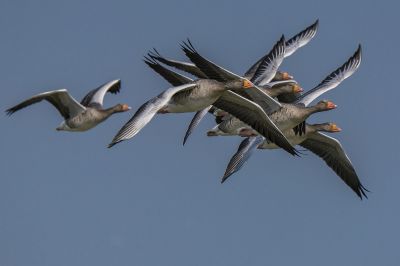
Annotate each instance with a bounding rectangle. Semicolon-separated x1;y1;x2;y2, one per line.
326;101;337;109
122;104;132;111
330;124;342;132
282;72;293;80
293;84;303;93
243;79;254;89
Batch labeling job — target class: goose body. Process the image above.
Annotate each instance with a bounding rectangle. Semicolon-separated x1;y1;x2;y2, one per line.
208;100;336;137
141;55;298;155
6;80;131;132
109;79;285;148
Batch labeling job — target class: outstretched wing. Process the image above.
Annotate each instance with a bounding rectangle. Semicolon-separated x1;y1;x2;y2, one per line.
6;89;85;119
148;49;208;79
182;106;212;146
300;132;368;199
221;136;265;183
108;83;198;147
285;19;319;57
80;80;121;108
296;45;362;106
181;39;242;82
250;35;286;86
144;55;193;86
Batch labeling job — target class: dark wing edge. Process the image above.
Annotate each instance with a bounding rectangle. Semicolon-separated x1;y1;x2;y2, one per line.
300;132;368;199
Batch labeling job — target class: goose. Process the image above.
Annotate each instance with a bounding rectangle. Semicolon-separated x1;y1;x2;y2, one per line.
207;100;337;137
222;123;368;199
174;36;295;143
219;44;363;189
137;54;299;155
207;44;362;137
144;50;303;145
147;23;317;144
6;80;131;132
108;76;297;155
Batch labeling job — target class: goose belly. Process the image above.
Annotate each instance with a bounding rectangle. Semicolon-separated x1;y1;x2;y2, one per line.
167;94;219;113
65;112;105;131
270;108;305;131
258;132;307;149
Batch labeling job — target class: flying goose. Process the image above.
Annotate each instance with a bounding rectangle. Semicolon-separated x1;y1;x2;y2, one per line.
108;75;297;155
219;45;363;192
147;26;315;144
144;49;302;145
208;44;362;137
136;55;299;155
222;123;368;199
6;80;131;132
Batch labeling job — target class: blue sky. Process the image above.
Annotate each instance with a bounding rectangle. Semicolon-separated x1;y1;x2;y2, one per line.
1;0;398;265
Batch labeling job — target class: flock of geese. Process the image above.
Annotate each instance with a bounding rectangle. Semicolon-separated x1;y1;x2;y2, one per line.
6;20;368;199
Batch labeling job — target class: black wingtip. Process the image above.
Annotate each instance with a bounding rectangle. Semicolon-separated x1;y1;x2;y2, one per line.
182;136;188;146
356;44;362;57
5;108;15;116
359;183;369;200
280;34;285;43
221;175;230;184
107;142;115;148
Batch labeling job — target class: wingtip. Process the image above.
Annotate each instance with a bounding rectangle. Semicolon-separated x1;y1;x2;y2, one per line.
107;143;115;148
5;108;15;116
357;44;362;55
314;19;320;27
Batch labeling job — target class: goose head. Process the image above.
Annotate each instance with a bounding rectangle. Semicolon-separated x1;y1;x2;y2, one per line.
316;122;342;132
315;100;337;111
113;104;132;113
273;83;303;95
274;71;293;81
224;79;254;91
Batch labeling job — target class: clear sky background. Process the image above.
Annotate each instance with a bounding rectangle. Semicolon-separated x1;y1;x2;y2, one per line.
0;0;398;265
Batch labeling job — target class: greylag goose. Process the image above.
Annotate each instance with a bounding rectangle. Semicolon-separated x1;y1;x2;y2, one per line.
222;123;368;199
108;76;297;155
220;44;363;190
6;80;131;132
144;50;302;145
208;44;362;137
207;100;337;137
176;37;292;141
147;25;315;144
137;54;299;155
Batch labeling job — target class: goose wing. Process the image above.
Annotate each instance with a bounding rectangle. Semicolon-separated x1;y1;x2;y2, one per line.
296;45;362;106
249;35;286;86
108;83;198;147
180;39;282;114
299;132;368;199
285;19;319;57
144;56;193;86
183;105;212;146
214;91;297;156
180;39;243;81
148;49;208;79
80;80;121;108
244;20;318;78
6;89;85;119
221;136;265;183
